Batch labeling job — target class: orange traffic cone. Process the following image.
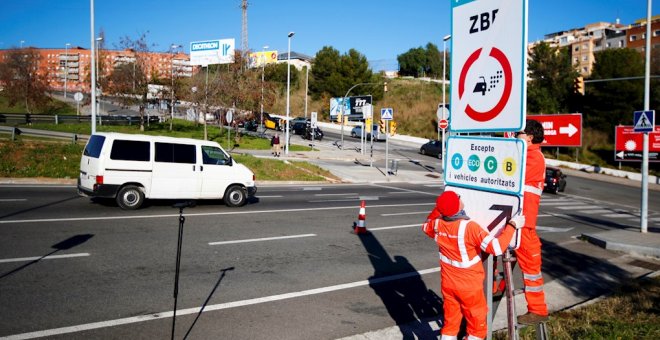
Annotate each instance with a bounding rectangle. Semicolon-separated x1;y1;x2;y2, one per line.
353;200;368;234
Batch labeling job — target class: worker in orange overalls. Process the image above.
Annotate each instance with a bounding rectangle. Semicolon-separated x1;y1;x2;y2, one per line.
514;119;549;325
422;191;525;339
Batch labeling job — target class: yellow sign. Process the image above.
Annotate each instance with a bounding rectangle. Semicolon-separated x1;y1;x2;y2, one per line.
249;50;278;68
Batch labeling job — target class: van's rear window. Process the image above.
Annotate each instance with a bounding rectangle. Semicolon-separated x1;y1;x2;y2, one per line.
110;140;150;161
83;135;106;158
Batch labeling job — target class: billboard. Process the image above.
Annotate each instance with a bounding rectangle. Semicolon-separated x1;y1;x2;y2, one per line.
248;50;278;68
528;114;582;147
190;38;235;66
614;125;660;162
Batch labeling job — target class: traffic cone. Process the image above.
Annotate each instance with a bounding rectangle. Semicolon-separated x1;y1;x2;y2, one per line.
353;200;368;234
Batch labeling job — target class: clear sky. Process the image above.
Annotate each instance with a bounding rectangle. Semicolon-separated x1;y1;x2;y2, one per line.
0;0;657;69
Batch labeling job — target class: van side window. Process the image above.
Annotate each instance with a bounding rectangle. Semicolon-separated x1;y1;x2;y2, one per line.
155;142;196;164
110;140;150;161
202;146;229;165
84;135;106;158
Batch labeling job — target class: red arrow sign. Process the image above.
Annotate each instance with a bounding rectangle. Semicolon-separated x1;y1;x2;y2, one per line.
528;114;582;147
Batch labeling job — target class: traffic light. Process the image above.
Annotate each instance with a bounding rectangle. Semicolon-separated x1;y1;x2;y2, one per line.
573;76;584;95
389;121;397;135
379;119;386;133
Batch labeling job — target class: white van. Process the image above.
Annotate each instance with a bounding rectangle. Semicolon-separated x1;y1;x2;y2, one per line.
78;132;257;210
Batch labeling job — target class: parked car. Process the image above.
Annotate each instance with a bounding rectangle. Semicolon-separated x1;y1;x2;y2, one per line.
291;120;310;135
544;166;567;194
244;119;258;132
420;140;443;159
350;124;383;141
303;126;323;141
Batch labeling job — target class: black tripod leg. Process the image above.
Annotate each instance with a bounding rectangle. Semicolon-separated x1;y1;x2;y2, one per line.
172;209;185;340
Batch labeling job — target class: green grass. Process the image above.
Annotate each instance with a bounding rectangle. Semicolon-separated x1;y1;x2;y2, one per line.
494;276;660;339
0;95;77;114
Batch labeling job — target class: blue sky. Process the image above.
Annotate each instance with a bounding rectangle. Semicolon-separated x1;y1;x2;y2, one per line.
1;0;657;68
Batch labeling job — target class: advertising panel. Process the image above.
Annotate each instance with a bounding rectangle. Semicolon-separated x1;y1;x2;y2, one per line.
614;125;660;162
190;38;235;66
248;50;278;68
528;114;582;147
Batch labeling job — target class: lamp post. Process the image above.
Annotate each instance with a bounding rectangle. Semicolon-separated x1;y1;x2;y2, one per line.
169;44;181;131
285;32;294;155
64;43;70;99
95;37;103;116
20;40;24;49
304;64;309;119
260;45;268;134
90;0;97;134
441;34;451;172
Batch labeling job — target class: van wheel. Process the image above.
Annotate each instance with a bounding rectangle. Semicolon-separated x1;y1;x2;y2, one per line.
116;185;144;210
224;185;247;207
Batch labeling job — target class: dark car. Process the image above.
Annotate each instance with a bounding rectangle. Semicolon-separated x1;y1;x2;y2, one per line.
303;126;323;141
420;140;443;159
291;120;309;135
544;166;567;194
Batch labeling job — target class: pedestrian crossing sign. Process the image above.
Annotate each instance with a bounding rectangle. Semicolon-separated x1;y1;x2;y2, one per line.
633;110;655;132
381;108;393;120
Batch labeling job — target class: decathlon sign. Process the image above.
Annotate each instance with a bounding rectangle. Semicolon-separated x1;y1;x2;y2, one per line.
450;0;527;132
444;136;526;195
190;38;235;66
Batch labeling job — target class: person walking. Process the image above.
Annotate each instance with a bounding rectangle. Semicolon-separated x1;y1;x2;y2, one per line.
514;119;549;325
271;133;281;157
422;191;525;340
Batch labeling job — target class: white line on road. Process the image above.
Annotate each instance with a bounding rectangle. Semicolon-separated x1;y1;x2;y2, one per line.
314;193;359;196
371;183;438;196
0;203;435;225
0;199;27;202
556;205;596;210
535;226;574;233
602;213;636;218
1;267;441;340
0;253;90;264
209;234;316;246
369;224;420;231
541;202;578;206
381;211;428;216
387;191;419;195
580;209;613;214
256;195;284;198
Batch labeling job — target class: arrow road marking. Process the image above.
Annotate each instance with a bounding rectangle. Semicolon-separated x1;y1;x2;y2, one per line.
559;123;578;137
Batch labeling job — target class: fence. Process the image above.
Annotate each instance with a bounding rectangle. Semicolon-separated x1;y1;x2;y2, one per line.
0;113;160;126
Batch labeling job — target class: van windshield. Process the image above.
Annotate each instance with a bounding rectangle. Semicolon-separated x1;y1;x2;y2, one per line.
83;135;105;158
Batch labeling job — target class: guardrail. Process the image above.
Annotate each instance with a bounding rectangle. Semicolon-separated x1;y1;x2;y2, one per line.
0;126;89;143
0;113;160;126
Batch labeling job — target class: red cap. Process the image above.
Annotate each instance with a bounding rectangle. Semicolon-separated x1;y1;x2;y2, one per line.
436;191;460;217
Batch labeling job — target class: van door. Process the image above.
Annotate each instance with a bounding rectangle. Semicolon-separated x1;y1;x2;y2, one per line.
151;142;201;199
199;145;234;199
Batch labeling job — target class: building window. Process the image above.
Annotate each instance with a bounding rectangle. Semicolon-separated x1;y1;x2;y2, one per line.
619;40;624;47
606;42;611;48
574;57;579;63
582;56;588;61
630;35;637;41
574;46;579;52
654;30;660;37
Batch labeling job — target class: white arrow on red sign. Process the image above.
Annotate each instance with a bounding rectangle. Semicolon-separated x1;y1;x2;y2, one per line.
559;123;578;137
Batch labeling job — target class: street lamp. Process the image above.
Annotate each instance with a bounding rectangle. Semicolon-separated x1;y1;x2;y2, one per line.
64;43;70;99
95;37;102;116
261;45;269;134
20;40;24;49
170;44;182;131
285;31;294;155
441;34;451;172
90;0;97;134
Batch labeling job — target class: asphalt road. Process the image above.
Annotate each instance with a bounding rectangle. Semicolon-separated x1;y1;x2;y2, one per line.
1;177;659;339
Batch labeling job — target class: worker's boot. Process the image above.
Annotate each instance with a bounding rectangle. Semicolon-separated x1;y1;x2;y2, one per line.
517;312;548;325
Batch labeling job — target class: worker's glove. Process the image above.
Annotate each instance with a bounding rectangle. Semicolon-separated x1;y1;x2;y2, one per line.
508;215;525;229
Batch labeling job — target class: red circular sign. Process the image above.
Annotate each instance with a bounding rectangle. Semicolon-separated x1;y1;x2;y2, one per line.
458;47;513;122
439;119;449;129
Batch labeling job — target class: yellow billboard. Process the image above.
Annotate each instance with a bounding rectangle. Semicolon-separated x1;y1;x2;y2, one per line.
249;50;278;68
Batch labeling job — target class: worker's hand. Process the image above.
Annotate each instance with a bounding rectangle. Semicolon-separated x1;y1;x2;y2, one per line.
508;215;525;229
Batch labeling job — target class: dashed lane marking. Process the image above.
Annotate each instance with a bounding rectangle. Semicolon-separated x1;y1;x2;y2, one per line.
556;205;597;210
209;234;316;246
0;253;90;264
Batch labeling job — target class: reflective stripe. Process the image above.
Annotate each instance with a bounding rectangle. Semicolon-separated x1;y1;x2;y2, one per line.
491;238;503;256
440;253;481;268
480;234;494;252
525;185;543;196
441;335;458;340
457;220;470;262
523;272;543;281
467;336;484;340
525;285;544;292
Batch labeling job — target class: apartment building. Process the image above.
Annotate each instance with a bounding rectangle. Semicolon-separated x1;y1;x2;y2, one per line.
0;47;195;93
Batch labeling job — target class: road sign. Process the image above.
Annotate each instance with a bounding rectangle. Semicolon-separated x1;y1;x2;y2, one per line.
615;125;660;162
633;110;655;132
74;92;83;102
381;108;393;120
226;110;233;124
436;103;449;121
450;0;527;132
439;119;449;130
310;111;318;128
528;114;582;147
444;136;527;195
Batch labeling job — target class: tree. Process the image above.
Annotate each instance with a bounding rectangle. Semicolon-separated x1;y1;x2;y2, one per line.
309;46;375;99
526;42;577;114
0;48;50;113
425;43;443;79
583;48;645;137
105;32;154;131
397;47;427;77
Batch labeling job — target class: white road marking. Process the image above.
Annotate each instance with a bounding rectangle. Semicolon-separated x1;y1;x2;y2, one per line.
541;201;578;206
2;267;441;340
256;195;284;198
602;213;635;218
302;187;323;191
535;226;574;233
0;199;27;202
556;205;596;210
371;183;438;196
369;224;420;231
0;203;435;225
424;184;445;188
387;191;418;194
381;211;428;216
580;209;613;214
0;253;90;264
537;214;552;217
308;198;360;203
314;193;359;196
209;234;316;246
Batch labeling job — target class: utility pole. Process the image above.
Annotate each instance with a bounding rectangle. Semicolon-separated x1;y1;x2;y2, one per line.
241;0;249;69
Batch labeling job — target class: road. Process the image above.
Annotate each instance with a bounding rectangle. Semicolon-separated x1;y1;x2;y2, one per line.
1;177;659;339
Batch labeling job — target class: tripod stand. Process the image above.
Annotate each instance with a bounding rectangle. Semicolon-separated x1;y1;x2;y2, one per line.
171;201;195;340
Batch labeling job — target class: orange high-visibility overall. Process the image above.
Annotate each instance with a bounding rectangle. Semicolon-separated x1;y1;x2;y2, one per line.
423;218;515;339
516;143;548;316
